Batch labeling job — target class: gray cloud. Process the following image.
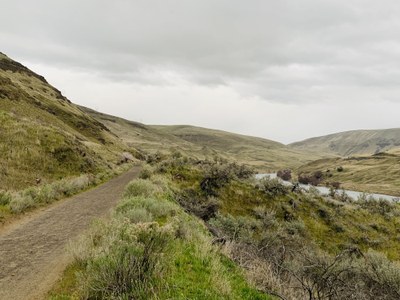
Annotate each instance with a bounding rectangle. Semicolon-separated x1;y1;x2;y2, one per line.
3;1;400;95
1;0;400;142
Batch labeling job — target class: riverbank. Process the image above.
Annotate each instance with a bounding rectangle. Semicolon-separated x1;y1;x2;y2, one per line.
256;173;400;202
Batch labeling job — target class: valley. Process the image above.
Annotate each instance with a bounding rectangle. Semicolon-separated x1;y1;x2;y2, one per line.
0;53;400;300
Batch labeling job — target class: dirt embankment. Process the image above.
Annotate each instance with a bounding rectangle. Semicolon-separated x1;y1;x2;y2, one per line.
0;166;140;300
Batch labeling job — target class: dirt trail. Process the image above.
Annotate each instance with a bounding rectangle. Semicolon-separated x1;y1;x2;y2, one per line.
0;166;140;300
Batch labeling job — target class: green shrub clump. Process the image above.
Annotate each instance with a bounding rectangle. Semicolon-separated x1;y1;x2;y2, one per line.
79;222;171;299
0;190;12;206
257;177;290;198
124;179;161;198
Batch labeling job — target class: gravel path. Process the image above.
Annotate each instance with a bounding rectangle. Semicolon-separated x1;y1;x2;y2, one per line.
0;166;140;300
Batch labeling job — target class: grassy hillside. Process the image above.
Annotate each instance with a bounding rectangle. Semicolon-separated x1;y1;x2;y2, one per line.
52;157;400;299
296;150;400;197
154;125;326;170
290;128;400;156
82;107;325;171
0;53;137;191
80;106;196;155
151;157;400;299
49;175;271;299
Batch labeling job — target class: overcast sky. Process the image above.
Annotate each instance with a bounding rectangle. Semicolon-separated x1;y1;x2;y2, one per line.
1;0;400;143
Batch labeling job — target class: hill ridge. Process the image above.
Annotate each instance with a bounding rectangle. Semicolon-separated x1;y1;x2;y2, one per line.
290;128;400;156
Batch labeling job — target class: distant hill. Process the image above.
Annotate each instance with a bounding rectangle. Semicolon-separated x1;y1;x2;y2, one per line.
296;148;400;196
0;52;134;190
290;129;400;156
82;109;325;171
153;125;326;169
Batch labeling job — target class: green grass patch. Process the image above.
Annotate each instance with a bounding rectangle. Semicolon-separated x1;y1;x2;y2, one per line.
49;176;270;299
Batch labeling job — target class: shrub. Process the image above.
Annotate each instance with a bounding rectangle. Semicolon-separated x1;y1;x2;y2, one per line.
63;175;91;196
209;214;261;242
284;220;306;237
176;189;220;221
79;223;170;299
200;165;234;196
149;175;170;193
124;179;160;198
116;196;177;220
252;207;278;228
258;177;289;198
358;197;397;217
9;194;35;213
199;162;254;197
0;190;12;206
277;169;292;181
298;174;310;185
146;151;166;165
124;208;154;223
329;181;341;189
139;164;154;179
358;250;400;298
22;187;39;200
298;172;324;186
36;184;58;204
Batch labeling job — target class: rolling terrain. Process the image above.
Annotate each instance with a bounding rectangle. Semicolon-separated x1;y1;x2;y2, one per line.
2;52;400;299
297;149;400;196
290;128;400;156
82;107;325;171
2;51;398;198
291;129;400;196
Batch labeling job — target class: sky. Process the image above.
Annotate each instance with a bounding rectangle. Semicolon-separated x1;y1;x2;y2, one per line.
1;0;400;144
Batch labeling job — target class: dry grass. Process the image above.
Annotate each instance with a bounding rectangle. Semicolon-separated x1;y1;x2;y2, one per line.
0;54;142;193
297;152;400;196
290;128;400;156
82;107;326;172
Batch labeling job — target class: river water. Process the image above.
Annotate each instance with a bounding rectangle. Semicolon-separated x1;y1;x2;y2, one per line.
256;173;400;202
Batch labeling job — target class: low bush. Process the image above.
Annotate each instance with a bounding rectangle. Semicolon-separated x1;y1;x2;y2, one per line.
124;179;161;198
277;169;292;181
358;197;398;218
77;222;171;299
199;162;254;197
124;208;154;224
176;189;220;221
139;164;154;179
9;194;35;213
298;171;324;186
0;190;12;206
209;213;261;242
117;196;177;220
6;170;121;214
257;177;289;198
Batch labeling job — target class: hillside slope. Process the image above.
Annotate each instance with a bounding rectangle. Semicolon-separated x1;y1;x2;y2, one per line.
297;149;400;196
0;53;133;190
82;107;325;171
290;128;400;156
155;125;327;169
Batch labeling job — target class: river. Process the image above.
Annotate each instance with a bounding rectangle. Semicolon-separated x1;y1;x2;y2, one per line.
256;173;400;202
